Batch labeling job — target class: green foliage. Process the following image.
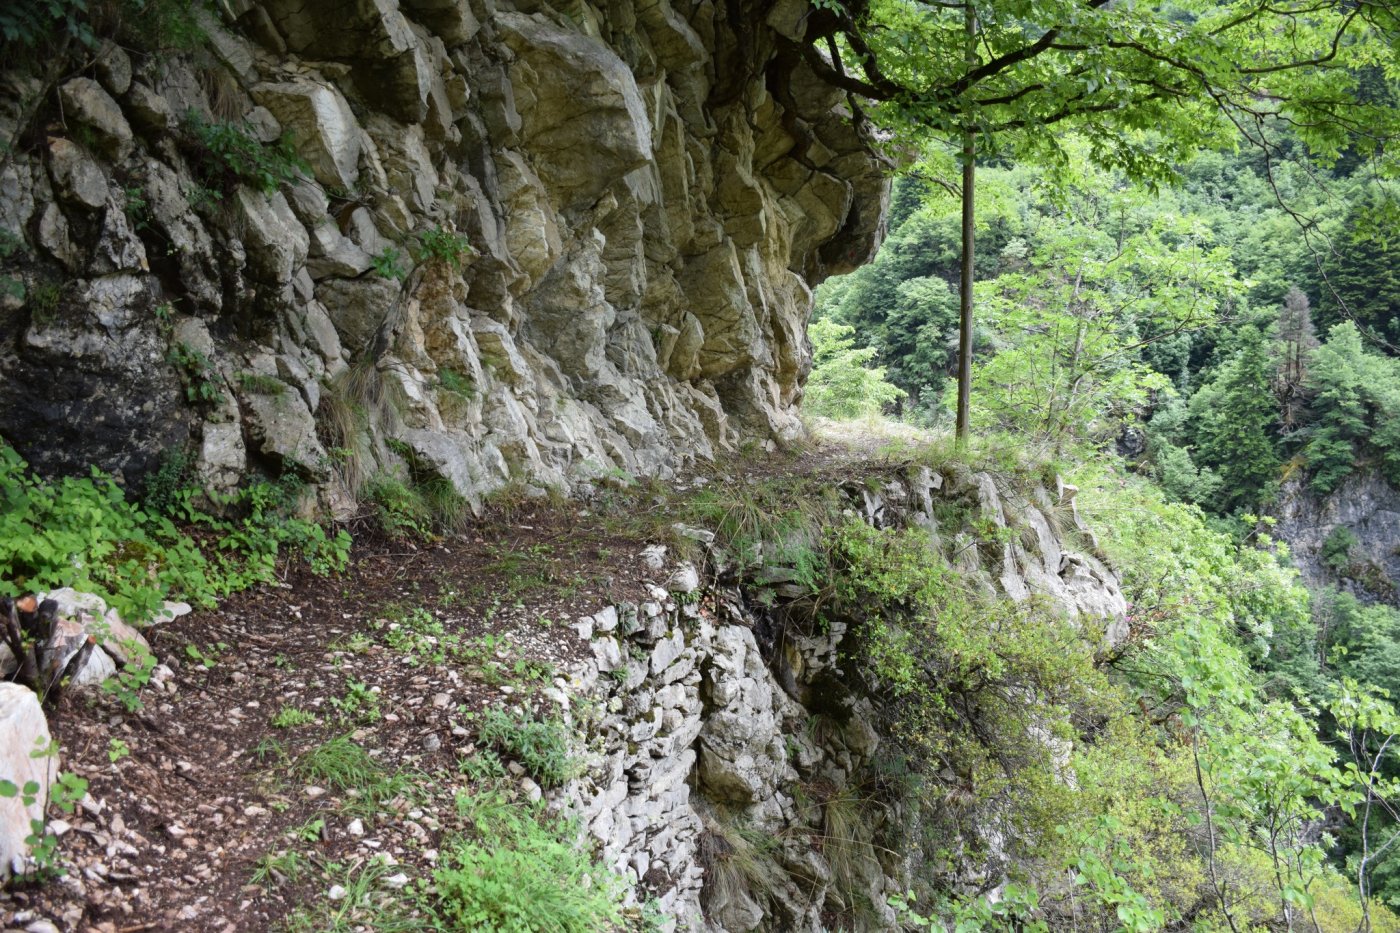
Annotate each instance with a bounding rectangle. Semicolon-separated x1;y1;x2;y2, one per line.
251;849;309;887
0;443;348;623
102;641;155;711
106;737;130;763
371;248;408;281
364;475;433;540
679;476;833;595
331;678;381;725
0;0;95;50
804;318;906;420
437;367;475;400
430;790;629;933
166;342;224;406
1184;326;1283;512
270;705;316;729
170;476;351;581
1310;187;1400;348
415;227;475;270
813;191;963;414
292;737;416;819
283;857;424;933
183;114;306;196
0;230;27;304
26;281;62;324
363;436;474;540
891;883;1046;932
123;185;150;231
1302;322;1400;493
0;443;216;621
141;447;193;515
1323;526;1360;572
1061;817;1165;932
475;707;575;789
237;372;286;396
825;0;1400;184
966;171;1233;447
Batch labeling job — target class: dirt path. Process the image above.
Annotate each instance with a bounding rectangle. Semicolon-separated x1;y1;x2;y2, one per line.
2;497;666;932
1;438;897;932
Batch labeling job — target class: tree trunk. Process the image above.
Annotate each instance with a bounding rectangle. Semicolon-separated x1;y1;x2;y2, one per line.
955;3;977;444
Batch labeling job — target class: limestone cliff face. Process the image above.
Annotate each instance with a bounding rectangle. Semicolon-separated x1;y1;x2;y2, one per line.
1276;472;1400;603
0;0;887;504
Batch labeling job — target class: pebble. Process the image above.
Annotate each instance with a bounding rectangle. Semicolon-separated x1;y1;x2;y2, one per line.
347;818;365;836
422;734;442;751
328;884;348;900
384;872;410;889
431;692;451;708
305;786;326;798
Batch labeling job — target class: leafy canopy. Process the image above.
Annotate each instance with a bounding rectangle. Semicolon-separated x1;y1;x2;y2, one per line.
801;0;1400;180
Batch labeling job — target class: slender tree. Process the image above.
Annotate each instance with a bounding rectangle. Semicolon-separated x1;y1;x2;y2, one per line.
1274;286;1320;433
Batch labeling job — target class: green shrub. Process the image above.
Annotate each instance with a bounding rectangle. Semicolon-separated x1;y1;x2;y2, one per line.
1322;526;1359;573
804;317;905;420
0;230;27;303
183;114;307;196
187;478;352;579
1;0;206;53
0;0;95;50
166;342;224;405
0;443;216;621
237;373;286;396
294;736;380;791
432;791;629;933
365;475;433;540
415;227;474;270
476;707;576;789
140;446;193;516
371;247;407;281
0;443;349;622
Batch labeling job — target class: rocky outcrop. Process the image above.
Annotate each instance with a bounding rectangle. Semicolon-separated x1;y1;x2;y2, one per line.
0;683;57;877
1276;471;1400;602
557;464;1128;931
0;0;887;506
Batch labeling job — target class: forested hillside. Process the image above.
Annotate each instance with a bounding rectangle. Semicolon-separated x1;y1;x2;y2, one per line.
817;149;1400;486
813;134;1400;921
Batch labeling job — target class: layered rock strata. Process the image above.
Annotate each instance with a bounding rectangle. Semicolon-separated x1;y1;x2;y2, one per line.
558;464;1127;930
0;0;887;507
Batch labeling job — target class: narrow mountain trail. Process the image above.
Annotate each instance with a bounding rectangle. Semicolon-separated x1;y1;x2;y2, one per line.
3;497;661;931
1;438;881;932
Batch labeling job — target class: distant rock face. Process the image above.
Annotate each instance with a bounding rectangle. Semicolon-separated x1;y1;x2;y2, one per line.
1277;472;1400;602
0;0;888;503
